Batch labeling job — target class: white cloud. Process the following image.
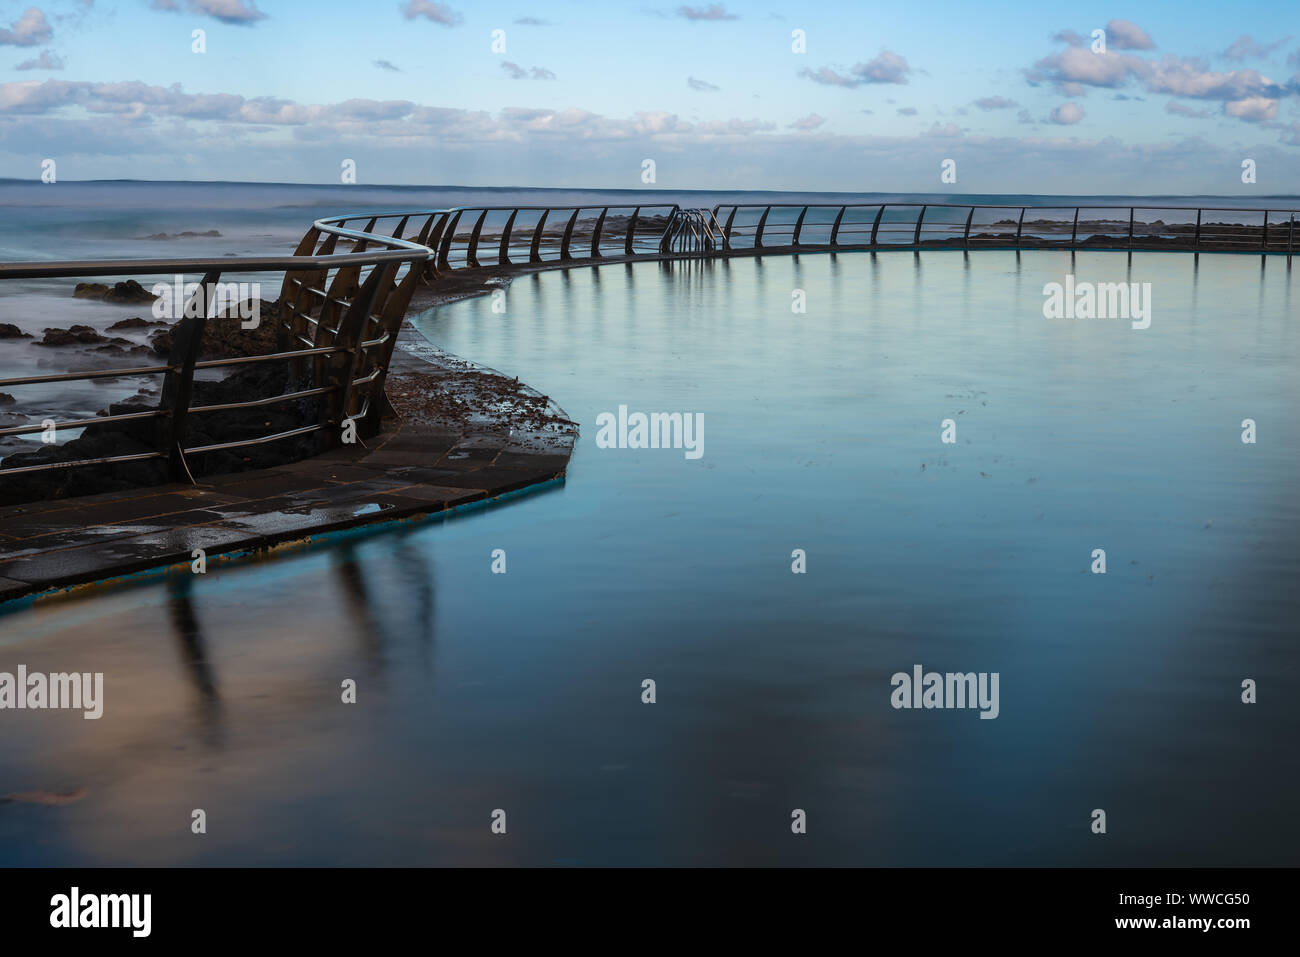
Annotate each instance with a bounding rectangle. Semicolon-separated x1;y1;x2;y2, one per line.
1105;19;1155;51
798;49;911;88
1048;102;1085;124
972;95;1018;110
789;113;825;130
676;4;737;20
401;0;461;26
0;7;52;46
15;48;62;70
1224;96;1278;121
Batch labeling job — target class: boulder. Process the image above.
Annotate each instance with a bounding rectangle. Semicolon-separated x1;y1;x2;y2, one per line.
106;316;167;331
72;280;159;304
34;325;110;346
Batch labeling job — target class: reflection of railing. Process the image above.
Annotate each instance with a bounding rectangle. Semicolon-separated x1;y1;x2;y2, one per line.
0;227;431;484
710;202;1299;263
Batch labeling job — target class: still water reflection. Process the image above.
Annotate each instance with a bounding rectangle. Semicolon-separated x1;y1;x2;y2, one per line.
1;250;1297;865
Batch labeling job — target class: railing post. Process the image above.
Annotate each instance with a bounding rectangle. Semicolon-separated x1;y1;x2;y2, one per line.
437;210;462;271
754;206;771;248
391;215;410;240
1261;210;1268;260
1128;208;1134;249
591;208;608;258
1015;207;1025;246
422;213;447;280
624;207;640;256
1194;208;1201;250
499;209;518;266
466;209;488;268
792;206;808;246
1288;214;1294;267
723;206;737;247
530;209;551;264
870;205;886;245
963;207;975;249
830;206;846;247
158;270;220;483
559;209;580;261
912;206;926;246
320;263;396;451
1070;207;1079;246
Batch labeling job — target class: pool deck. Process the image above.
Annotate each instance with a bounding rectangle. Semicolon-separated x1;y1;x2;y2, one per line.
0;329;576;607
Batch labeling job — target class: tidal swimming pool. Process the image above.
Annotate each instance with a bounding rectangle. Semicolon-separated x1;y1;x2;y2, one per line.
1;250;1297;865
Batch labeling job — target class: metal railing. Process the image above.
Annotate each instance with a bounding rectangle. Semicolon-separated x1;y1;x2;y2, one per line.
710;202;1298;263
4;198;1295;498
312;204;682;278
0;226;432;486
0;203;688;494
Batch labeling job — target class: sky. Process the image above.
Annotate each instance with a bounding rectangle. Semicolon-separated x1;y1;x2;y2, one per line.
1;0;1299;192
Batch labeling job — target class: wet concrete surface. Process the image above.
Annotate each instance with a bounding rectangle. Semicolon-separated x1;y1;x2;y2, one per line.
0;329;576;606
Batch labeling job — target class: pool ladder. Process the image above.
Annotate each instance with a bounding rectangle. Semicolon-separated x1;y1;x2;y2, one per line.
659;208;730;254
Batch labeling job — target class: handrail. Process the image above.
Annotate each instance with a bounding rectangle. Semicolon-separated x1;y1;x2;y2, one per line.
707;202;1298;261
4;197;1295;501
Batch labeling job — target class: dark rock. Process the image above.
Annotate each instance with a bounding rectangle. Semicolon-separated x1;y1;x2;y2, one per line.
106;316;167;331
72;280;159;304
150;300;281;360
0;299;321;505
140;230;221;240
0;393;13;405
34;325;110;346
0;323;31;339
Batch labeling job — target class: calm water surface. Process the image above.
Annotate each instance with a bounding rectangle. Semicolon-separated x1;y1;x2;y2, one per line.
1;249;1297;865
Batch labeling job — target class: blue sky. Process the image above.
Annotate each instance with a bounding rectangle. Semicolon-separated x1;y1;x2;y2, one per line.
1;0;1299;191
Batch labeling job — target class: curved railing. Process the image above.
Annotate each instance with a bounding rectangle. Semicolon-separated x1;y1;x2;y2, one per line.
709;202;1298;261
0;222;432;488
4;198;1296;500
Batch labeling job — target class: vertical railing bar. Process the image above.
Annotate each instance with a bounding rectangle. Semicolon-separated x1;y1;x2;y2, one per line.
624;207;640;256
466;209;488;269
963;207;975;249
870;205;886;245
559;208;580;261
530;209;551;264
754;206;771;248
723;206;737;247
1128;208;1135;249
159;269;220;483
498;209;518;266
1070;207;1079;246
792;206;808;246
591;208;608;258
437;209;463;271
830;205;846;247
1194;208;1201;250
913;206;927;246
1015;207;1026;247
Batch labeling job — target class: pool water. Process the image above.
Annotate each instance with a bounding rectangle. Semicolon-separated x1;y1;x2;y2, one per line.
1;249;1297;865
